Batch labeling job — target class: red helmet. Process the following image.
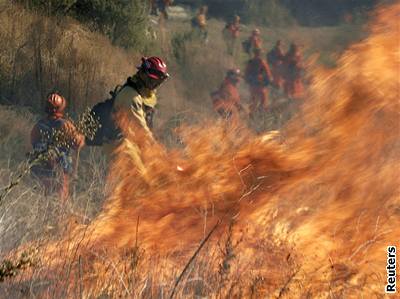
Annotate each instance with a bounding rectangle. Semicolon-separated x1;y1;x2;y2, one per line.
139;57;169;80
45;92;66;116
138;56;169;90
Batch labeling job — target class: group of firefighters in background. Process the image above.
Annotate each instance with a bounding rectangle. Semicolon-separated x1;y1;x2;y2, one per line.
149;5;304;118
214;15;304;120
29;6;305;202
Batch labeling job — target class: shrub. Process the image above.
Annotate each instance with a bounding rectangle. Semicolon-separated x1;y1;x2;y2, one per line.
16;0;150;50
0;1;137;112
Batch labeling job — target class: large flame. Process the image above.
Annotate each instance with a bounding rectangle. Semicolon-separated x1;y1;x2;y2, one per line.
2;3;400;298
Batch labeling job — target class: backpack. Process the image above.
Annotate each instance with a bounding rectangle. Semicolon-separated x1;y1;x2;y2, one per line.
85;85;123;146
267;49;276;65
242;39;251;54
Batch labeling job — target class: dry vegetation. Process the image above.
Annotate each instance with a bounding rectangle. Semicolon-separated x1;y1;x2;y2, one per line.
0;1;366;120
1;1;393;298
0;1;137;112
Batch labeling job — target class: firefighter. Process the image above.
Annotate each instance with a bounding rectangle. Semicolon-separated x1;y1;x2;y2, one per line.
267;40;285;89
158;0;172;20
192;5;208;42
211;68;243;119
150;0;172;19
82;57;169;185
30;92;84;201
86;56;169;150
223;15;241;56
113;56;169;134
243;28;263;56
244;48;273;117
87;56;169;150
283;43;304;99
150;0;157;16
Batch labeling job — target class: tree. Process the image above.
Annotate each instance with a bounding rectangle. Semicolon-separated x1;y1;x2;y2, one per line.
18;0;150;50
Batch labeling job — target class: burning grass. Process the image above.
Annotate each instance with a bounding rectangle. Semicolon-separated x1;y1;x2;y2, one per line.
1;2;399;298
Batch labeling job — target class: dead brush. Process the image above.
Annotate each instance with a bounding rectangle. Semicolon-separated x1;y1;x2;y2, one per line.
0;108;99;206
121;245;145;294
249;275;266;299
0;248;39;282
0;1;136;112
217;220;239;283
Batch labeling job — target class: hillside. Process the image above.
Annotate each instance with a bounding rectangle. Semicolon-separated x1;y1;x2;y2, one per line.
1;1;397;298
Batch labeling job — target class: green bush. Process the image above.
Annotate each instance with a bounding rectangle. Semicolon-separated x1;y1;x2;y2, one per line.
17;0;150;50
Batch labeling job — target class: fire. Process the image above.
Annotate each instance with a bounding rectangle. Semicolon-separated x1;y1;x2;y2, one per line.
2;3;400;298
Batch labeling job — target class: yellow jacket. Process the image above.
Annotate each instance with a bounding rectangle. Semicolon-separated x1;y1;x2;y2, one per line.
103;78;156;158
142;91;157;108
113;85;150;134
113;76;158;135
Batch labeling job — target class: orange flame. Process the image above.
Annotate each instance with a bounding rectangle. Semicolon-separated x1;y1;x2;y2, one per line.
3;3;400;298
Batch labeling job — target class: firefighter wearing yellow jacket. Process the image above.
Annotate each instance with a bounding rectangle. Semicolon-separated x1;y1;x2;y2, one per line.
86;57;169;154
112;56;168;137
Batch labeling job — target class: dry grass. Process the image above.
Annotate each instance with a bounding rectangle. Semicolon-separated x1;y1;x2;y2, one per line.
0;1;137;112
0;106;302;298
0;105;108;255
0;0;366;132
0;2;381;298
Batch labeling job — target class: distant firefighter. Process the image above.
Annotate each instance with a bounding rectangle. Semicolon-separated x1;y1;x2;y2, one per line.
223;15;241;56
267;40;286;89
192;5;208;42
283;43;304;99
245;48;273;117
159;0;172;19
150;0;172;19
211;68;243;119
150;0;157;15
242;28;263;56
30;92;84;201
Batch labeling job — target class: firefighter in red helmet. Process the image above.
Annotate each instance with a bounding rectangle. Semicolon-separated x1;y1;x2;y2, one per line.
85;56;170;153
86;56;169;155
112;56;169;133
84;56;169;176
30;92;84;201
